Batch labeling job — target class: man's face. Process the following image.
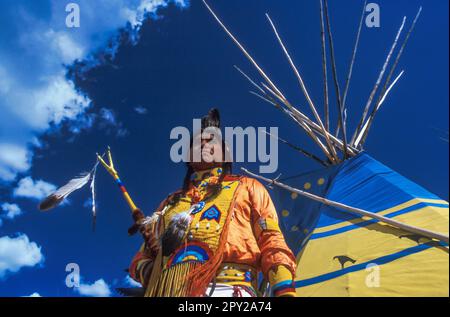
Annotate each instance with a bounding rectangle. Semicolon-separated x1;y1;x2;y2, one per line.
189;129;223;171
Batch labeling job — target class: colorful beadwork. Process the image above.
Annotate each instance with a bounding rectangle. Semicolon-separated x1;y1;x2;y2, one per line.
166;241;212;268
244;271;252;282
200;205;221;222
191;201;205;214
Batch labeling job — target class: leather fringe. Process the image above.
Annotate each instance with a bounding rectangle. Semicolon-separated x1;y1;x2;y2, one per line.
145;260;201;297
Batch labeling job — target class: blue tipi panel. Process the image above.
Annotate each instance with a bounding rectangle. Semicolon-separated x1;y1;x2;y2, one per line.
273;153;449;296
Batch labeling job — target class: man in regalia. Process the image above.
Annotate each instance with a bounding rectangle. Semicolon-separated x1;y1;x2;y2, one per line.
129;108;296;297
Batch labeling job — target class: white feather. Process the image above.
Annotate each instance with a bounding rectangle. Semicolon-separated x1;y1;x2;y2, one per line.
55;173;91;200
39;172;91;211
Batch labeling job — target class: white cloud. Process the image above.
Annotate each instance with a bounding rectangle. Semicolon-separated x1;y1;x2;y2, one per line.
123;0;189;29
69;113;96;135
134;106;148;115
98;108;129;137
125;274;142;287
99;108;118;126
13;177;56;200
0;234;44;278
1;203;23;220
25;292;42;297
0;0;189;182
0;144;31;182
49;30;85;64
76;279;112;297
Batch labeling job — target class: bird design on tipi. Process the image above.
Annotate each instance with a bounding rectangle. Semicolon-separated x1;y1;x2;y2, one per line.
333;256;357;270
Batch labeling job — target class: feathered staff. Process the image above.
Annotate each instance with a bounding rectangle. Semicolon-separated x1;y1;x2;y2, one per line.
95;147;145;235
38;147;146;235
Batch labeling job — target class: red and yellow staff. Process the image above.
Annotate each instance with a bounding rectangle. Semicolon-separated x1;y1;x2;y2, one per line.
96;147;145;235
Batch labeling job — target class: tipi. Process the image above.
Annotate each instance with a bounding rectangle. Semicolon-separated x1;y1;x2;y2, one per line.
203;0;449;296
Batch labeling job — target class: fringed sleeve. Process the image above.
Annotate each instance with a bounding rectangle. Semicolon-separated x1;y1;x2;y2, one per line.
246;178;297;290
129;216;162;286
129;194;173;287
129;243;157;287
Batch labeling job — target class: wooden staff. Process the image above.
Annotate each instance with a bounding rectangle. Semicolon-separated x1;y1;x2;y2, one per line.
97;147;145;235
242;168;449;244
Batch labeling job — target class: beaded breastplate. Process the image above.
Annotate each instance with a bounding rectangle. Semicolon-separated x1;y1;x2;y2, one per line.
145;176;241;297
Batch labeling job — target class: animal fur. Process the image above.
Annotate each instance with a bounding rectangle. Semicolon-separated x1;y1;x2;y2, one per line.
161;212;192;256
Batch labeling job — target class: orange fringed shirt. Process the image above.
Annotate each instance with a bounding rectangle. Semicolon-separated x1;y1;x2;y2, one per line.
130;174;297;296
221;176;296;276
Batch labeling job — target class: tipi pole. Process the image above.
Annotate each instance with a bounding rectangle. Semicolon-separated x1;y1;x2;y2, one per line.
257;89;335;161
203;0;341;161
258;82;336;161
351;16;407;146
338;0;367;138
263;130;329;167
234;65;266;95
202;0;286;101
243;70;358;157
353;70;404;147
265;13;339;163
357;7;422;148
323;0;349;158
319;0;329;131
242;168;449;245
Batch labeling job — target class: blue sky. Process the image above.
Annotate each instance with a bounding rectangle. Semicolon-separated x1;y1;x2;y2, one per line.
0;0;448;297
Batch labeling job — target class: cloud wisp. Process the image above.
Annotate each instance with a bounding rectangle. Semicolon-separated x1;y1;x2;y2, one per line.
0;234;44;278
134;106;148;115
0;0;189;182
1;203;23;220
13;177;56;200
125;274;142;287
75;278;112;297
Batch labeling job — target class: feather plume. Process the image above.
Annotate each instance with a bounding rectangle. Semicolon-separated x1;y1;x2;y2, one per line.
39;172;91;211
90;161;99;231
